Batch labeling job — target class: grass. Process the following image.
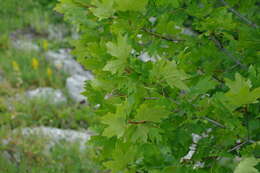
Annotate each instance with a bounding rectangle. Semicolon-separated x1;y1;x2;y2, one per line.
0;129;101;173
0;80;101;172
0;0;102;172
0;0;60;35
0;48;68;89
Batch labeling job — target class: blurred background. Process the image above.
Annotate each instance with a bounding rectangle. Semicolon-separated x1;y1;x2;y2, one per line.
0;0;100;172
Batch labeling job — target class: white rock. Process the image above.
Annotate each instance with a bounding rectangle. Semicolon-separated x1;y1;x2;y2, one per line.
1;127;92;161
47;24;68;41
26;87;67;104
20;127;92;149
12;39;40;51
45;49;93;79
66;74;89;103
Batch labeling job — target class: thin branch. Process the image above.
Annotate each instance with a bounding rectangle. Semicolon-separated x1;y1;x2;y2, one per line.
210;35;247;70
203;117;226;128
244;107;251;141
228;141;248;152
144;97;160;100
228;138;256;152
142;28;184;43
219;0;259;28
128;120;147;125
248;139;255;144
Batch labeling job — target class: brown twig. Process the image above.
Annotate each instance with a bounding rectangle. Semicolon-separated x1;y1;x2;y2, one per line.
128;120;147;124
142;28;184;43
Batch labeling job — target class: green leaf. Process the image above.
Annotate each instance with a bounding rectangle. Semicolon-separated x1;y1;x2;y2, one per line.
234;157;260;173
103;142;137;173
128;125;149;143
103;34;131;74
106;34;132;59
190;76;218;96
155;0;181;8
101;104;128;138
114;0;148;12
225;73;260;110
151;60;190;91
103;59;126;74
134;103;170;122
90;0;115;19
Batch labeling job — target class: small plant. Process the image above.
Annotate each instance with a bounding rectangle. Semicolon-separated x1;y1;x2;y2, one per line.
0;49;67;89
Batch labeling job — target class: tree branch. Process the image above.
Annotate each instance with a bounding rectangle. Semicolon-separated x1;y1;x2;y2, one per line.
228;141;248;152
210;35;247;70
203;117;226;129
144;97;160;100
128;120;147;125
219;0;259;28
142;28;184;43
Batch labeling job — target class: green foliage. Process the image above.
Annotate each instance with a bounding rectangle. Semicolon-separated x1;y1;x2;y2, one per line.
56;0;260;172
234;157;260;173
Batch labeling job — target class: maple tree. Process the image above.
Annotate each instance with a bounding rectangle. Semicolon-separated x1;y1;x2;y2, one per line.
55;0;260;172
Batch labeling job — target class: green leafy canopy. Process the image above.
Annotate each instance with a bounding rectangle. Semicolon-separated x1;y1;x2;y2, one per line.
56;0;260;172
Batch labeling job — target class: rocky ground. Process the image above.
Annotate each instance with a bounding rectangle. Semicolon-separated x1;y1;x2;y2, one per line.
1;26;92;158
0;1;101;172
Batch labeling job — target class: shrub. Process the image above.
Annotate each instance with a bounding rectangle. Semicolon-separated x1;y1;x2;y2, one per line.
56;0;260;172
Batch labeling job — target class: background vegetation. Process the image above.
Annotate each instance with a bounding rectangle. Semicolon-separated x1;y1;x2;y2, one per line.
0;0;100;172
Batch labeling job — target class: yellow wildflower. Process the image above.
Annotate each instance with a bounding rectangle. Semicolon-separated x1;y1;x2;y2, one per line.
42;40;49;51
47;67;52;77
12;61;20;72
32;58;39;70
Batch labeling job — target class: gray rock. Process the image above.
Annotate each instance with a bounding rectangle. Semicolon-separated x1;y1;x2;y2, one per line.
12;39;40;51
45;49;93;79
1;127;92;162
47;24;68;41
66;74;89;103
25;87;67;104
45;49;93;103
20;126;92;150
